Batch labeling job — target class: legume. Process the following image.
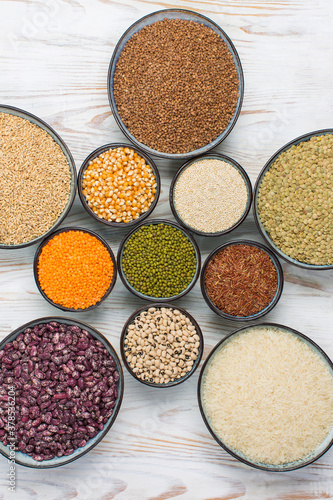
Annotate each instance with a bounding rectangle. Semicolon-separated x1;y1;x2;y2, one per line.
37;230;114;310
124;307;201;384
82;147;157;223
0;321;120;462
258;134;333;265
204;244;278;317
113;18;239;154
0;112;72;246
174;159;248;233
121;223;197;298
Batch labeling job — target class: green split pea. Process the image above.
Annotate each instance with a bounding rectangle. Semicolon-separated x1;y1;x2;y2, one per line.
122;223;197;297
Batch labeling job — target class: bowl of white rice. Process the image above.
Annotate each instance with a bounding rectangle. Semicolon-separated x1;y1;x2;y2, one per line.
198;324;333;471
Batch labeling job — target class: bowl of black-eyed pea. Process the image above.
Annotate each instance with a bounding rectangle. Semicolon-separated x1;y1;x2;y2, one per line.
120;304;203;387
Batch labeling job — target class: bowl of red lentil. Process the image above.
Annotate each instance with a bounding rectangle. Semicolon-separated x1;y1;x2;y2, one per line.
120;303;203;388
200;240;283;321
78;143;160;227
0;316;124;468
117;219;201;302
0;105;77;249
33;227;117;312
254;129;333;269
170;154;252;236
107;9;244;159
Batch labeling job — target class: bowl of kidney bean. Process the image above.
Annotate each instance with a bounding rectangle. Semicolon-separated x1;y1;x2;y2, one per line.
0;317;123;468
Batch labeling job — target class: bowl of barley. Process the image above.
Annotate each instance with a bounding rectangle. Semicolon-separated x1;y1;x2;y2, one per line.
78;143;160;227
0;105;76;249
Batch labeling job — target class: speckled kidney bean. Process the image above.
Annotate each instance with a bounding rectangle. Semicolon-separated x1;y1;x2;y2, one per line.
0;321;120;462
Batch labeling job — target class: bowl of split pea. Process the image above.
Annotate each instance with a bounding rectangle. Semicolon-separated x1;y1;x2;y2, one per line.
170;153;252;236
254;129;333;269
201;240;284;321
120;303;203;387
78;143;160;227
33;227;117;312
117;219;201;302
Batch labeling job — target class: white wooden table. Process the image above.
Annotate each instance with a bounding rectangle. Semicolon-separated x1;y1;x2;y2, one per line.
1;0;333;498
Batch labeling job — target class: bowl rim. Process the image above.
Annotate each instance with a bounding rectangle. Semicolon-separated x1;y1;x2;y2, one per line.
200;239;284;321
197;322;333;472
117;218;201;302
33;226;117;312
77;142;161;227
107;8;244;160
120;302;204;388
169;153;252;236
0;316;124;469
0;104;77;250
253;128;333;270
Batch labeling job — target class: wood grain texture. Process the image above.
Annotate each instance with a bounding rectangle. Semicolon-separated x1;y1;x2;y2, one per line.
1;0;333;498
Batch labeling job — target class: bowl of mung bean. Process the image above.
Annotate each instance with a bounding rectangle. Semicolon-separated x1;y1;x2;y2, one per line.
117;219;201;302
201;240;283;321
254;129;333;269
107;9;244;159
170;153;252;236
78;143;160;227
0;316;124;468
0;105;77;249
33;227;117;312
121;304;203;387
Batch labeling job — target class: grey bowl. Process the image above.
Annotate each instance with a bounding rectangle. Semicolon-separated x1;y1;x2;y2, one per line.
0;317;124;469
120;303;203;388
253;128;333;270
198;323;333;471
170;153;252;236
0;104;76;249
107;9;244;160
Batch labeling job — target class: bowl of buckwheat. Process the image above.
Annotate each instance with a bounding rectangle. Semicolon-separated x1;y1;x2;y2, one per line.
120;304;203;387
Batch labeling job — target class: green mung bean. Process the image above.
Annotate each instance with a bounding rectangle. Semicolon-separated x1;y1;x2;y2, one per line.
258;134;333;265
122;223;197;297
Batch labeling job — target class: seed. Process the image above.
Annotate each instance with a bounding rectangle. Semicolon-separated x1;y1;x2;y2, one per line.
82;146;157;224
113;19;239;155
0;321;120;462
0;113;72;246
124;307;201;384
37;230;114;310
258;134;333;265
174;159;248;233
121;223;197;298
204;244;278;317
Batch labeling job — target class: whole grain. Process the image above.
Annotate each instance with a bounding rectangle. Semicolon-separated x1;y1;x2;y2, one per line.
174;159;248;233
0;112;71;246
82;146;157;223
113;18;239;154
202;326;333;466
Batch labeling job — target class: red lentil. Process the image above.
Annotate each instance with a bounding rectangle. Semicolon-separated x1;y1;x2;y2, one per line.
37;230;114;310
